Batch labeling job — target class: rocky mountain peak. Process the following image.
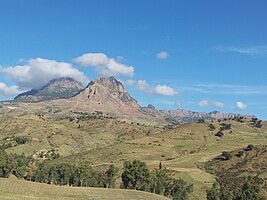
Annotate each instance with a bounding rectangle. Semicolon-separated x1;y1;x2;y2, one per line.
39;77;84;93
14;77;84;102
72;76;140;110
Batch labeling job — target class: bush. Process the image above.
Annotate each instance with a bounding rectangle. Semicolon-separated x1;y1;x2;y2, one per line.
15;136;31;145
222;151;232;160
215;131;224;137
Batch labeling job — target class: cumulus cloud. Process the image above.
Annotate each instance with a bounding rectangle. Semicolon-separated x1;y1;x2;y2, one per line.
0;82;23;97
152;85;178;96
0;58;88;89
136;80;150;91
236;101;247;110
74;53;134;77
198;99;208;107
213;102;225;108
133;79;177;96
122;79;136;86
156;51;168;59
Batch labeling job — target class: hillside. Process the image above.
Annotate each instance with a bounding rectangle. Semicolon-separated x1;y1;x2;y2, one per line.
203;145;267;196
0;113;266;199
0;178;169;200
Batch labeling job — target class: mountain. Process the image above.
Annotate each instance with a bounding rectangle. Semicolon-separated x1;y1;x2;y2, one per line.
142;106;255;123
14;77;84;102
72;76;140;110
68;77;163;123
10;76;255;124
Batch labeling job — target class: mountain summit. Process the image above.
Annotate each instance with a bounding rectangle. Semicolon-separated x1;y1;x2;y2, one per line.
71;76;140;110
14;77;84;102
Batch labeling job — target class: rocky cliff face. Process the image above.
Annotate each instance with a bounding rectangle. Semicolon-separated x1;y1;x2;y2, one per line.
71;77;140;110
14;77;84;102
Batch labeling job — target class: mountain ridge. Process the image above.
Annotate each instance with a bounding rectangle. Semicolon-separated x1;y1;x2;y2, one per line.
9;76;257;124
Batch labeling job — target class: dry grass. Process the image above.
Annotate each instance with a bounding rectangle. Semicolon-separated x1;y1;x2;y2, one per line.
0;177;169;200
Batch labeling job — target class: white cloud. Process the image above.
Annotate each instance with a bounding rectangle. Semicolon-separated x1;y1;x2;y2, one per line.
136;80;150;91
216;45;267;56
198;99;208;107
153;85;178;96
123;79;136;86
74;53;134;77
156;51;168;59
236;101;247;110
0;82;23;97
213;102;225;108
0;58;88;89
129;79;178;96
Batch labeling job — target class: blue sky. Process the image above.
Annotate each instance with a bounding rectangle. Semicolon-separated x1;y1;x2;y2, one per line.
0;0;267;119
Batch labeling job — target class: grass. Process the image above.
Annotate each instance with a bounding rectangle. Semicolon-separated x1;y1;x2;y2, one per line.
0;177;169;200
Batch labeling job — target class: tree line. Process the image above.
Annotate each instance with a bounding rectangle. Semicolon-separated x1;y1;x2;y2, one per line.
0;151;193;200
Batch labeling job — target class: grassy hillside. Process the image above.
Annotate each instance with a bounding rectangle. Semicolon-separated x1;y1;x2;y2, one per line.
0;177;169;200
203;144;267;196
0;113;266;200
55;119;267;200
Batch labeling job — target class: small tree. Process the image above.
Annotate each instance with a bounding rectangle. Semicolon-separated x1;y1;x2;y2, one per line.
104;164;118;188
222;151;232;160
121;160;150;191
209;124;216;131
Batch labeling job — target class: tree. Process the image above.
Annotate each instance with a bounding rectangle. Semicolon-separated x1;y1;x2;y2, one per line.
207;182;220;200
121;160;150;191
207;177;265;200
104;164;118;188
0;150;12;178
150;168;168;195
233;177;265;200
207;182;233;200
209;124;216;131
171;179;193;200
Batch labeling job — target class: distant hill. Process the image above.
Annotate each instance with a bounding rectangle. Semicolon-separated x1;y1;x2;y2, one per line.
14;77;84;102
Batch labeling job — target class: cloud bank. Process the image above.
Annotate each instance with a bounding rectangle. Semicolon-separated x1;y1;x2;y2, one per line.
0;82;23;97
0;58;88;90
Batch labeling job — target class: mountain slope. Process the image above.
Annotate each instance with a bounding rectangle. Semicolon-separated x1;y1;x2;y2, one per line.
14;77;84;102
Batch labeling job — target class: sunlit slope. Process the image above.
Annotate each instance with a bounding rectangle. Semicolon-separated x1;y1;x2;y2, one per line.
0;178;169;200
